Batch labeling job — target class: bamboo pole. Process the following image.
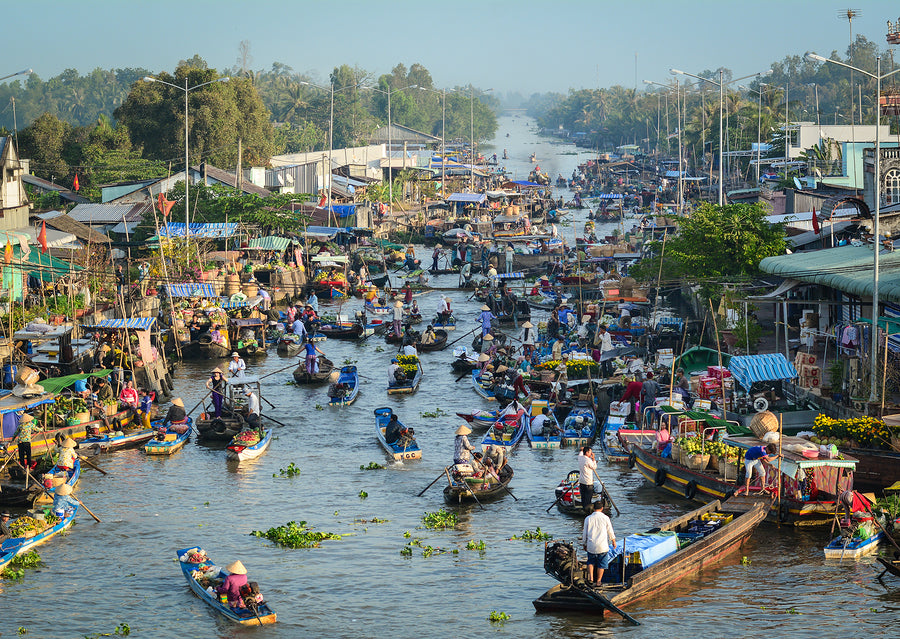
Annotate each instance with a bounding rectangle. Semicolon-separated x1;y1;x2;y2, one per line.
151;195;182;359
881;332;890;414
651;230;668;328
708;299;726;412
776;412;783;525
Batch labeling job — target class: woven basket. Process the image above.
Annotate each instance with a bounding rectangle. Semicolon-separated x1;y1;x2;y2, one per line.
684;453;710;471
749;411;779;439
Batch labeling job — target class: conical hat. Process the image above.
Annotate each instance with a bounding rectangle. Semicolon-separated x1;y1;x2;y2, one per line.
62;438;77;449
455;424;472;436
483;334;494;341
57;483;73;496
225;560;247;575
172;398;185;408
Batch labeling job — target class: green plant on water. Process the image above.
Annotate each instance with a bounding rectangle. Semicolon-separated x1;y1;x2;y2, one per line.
741;556;752;565
358;490;368;499
343;358;357;365
403;530;411;538
355;517;388;524
510;527;552;541
420;408;448;418
314;404;324;411
18;628;27;636
870;607;879;613
251;520;342;549
400;546;413;556
422;508;458;529
10;551;42;569
404;538;453;558
204;501;210;506
374;346;384;352
786;607;801;615
360;462;386;470
273;462;301;478
466;539;486;551
115;624;131;636
488;610;510;622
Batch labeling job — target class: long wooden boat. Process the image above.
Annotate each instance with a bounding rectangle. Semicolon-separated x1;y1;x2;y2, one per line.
34;458;81;505
443;462;514;504
0;505;79;572
292;356;335;385
472;370;495;401
276;335;303;356
456;409;499;430
3;405;137;459
560;404;596;448
553;470;606;517
197;334;231;359
823;529;885;559
319;322;366;340
533;500;768;615
373;407;422;461
387;360;422;395
226;428;272;461
80;428;155;454
432;316;457;331
176;546;277;625
328;366;359;406
0;483;44;508
877;556;900;580
143;419;193;455
481;407;528;453
416;329;448;352
526;399;561;449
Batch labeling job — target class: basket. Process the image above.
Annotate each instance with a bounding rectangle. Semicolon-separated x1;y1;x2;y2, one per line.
719;459;738;480
749;411;779;439
104;404;119;417
684;453;710;471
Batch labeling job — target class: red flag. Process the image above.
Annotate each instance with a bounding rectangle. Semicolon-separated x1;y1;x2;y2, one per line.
73;174;80;192
157;192;174;217
316;194;327;208
811;207;820;235
4;240;11;264
38;221;48;253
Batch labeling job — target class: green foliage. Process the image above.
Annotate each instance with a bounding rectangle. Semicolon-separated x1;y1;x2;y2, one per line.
358;490;368;499
360;462;386;470
161;182;310;232
250;520;342;548
10;551;42;569
420;408;448;418
402;537;455;558
422;508;458;529
488;611;510;622
273;462;301;478
510;527;552;541
466;539;486;551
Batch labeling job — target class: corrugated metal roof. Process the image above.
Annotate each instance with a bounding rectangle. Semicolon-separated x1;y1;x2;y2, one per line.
68;203;149;223
759;244;900;303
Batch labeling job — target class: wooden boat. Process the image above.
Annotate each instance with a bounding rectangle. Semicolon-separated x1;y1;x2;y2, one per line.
176;546;277;625
195;376;262;441
143;418;193;455
533;500;767;616
526;399;561;449
450;349;479;372
365;301;391;316
472;370;495;401
553;471;606;517
226;428;272;461
374;407;422;461
443;462;514;504
197;333;231;359
456;409;499;430
561;404;596;448
80;428;156;454
276;334;303;356
0;483;44;508
824;528;884;560
0;505;79;572
292;356;335;385
432;316;457;331
388;357;422;395
481;406;528;452
34;458;81;505
417;329;448;352
385;329;418;345
876;556;900;581
319;321;366;340
328;366;359;406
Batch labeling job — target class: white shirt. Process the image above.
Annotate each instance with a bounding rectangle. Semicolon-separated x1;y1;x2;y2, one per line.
387;363;401;384
578;451;597;485
531;413;549;435
246;392;260;416
437;298;449;314
393;306;403;321
597;330;613;353
582;510;615;554
292;319;306;337
402;344;418;357
618;303;631;318
228;358;246;377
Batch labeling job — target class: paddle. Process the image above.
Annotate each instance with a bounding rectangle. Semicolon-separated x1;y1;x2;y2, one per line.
258;362;302;381
74;496;101;523
577;579;640;626
446;466;484;510
187;391;212;417
418;467;450;497
259;414;289;428
546;479;575;513
593;469;620;516
446;327;478;349
76;453;108;476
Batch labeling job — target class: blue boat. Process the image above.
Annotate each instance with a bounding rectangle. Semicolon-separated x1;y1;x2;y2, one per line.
824;524;887;560
561;404;596;448
176;546;277;625
35;458;81;505
374;407;422;461
388;359;422;395
472;370;495;401
226;428;272;462
329;366;360;406
598;401;632;461
143;418;193;455
481;405;529;453
0;505;79;571
433;316;457;331
525;399;562;449
80;429;155;453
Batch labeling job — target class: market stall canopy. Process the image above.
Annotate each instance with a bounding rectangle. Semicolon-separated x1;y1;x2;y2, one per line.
727;353;797;391
13;226;79;249
248;236;297;251
155;223;238;239
9;245;82;282
485;190;518;198
38;369;113;396
598;193;624;199
167;283;217;298
302;225;353;241
446;193;487;205
492;214;526;224
312;254;349;263
443;228;476;239
82;317;157;331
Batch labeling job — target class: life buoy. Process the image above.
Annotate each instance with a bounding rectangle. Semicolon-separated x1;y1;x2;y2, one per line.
628;452;636;469
654;468;667;486
753;397;769;412
684;480;697;500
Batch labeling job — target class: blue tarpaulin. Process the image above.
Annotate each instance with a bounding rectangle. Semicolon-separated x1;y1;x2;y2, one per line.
606;532;678;567
447;193;487;204
332;205;356;219
509;180;542;188
167;283;217;298
156;223;238;239
598;193;624;199
727;353;798;391
82;318;157;331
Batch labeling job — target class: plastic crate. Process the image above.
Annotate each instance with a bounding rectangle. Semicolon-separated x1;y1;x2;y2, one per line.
701;512;733;524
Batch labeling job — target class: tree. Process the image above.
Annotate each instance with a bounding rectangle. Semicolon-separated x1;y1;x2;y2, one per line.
18;112;72;180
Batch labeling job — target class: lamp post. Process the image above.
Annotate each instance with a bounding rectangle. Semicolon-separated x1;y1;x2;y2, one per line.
807;52;900;404
301;80;360;225
419;86;448;197
365;84;418;215
143;75;230;239
469;87;493;192
671;68;772;205
740;83;769;184
1;69;33;153
644;79;683;213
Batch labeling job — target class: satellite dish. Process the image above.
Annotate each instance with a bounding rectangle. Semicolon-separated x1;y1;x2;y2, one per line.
793;177;803;190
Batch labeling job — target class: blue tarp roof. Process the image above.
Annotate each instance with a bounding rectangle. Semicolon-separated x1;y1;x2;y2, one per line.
83;318;156;331
157;223;238;239
447;193;487;204
509;180;542;187
332;205;357;219
598;193;624;199
727;353;797;391
167;283;217;298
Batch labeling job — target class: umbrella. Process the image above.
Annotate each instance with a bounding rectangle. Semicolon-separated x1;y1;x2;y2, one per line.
443;228;473;239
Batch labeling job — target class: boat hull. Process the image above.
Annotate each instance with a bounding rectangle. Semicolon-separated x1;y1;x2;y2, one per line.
226;429;272;461
823;531;884;559
0;505;78;571
143;419;193;455
374;407;422;460
329;366;360;406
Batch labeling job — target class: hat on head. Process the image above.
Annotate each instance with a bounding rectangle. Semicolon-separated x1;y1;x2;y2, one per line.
62;437;77;449
582;315;591;323
394;301;403;308
391;358;399;363
172;398;185;408
478;353;490;362
436;243;442;248
496;365;508;373
1;511;11;518
455;424;472;436
20;413;34;424
225;560;247;575
57;483;73;496
244;388;253;396
212;367;224;375
483;334;494;341
481;305;490;311
522;321;533;328
232;352;239;357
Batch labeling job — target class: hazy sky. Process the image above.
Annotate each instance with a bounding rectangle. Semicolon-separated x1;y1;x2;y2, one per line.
6;0;899;95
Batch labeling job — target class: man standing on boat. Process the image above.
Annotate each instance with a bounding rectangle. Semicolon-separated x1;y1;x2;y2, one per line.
582;501;616;587
578;447;597;514
228;353;247;378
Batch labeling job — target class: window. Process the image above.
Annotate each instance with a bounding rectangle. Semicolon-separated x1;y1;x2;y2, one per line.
885;168;900;205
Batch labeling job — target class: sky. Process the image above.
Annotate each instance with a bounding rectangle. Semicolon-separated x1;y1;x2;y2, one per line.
6;0;900;97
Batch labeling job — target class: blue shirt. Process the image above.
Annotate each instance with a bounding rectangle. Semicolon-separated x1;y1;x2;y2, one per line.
745;446;768;461
140;396;153;413
52;493;79;514
73;379;88;393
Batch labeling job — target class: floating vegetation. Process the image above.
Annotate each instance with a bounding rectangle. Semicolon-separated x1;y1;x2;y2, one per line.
510;527;552;541
251;521;342;548
273;462;301;478
488;611;510;623
466;540;486;551
1;551;42;580
358;490;368;499
314;404;324;411
422;508;458;529
401;538;456;558
420;408;448;418
360;462;386;470
355;517;388;524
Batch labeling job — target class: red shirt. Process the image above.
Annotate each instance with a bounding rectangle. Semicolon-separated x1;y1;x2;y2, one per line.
621;381;643;402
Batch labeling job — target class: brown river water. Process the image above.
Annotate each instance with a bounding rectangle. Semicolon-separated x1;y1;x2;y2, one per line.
1;115;898;638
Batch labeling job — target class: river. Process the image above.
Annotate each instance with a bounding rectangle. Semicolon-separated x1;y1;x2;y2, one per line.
2;114;897;638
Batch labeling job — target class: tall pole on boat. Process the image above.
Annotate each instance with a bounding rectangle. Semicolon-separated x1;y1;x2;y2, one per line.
776;413;783;523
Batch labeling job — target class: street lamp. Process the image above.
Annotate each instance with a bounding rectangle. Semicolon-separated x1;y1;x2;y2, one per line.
740;83;769;184
363;84;418;215
419;86;448;197
671;67;772;205
1;69;33;152
300;80;360;226
469;87;493;191
644;79;683;213
143;75;230;239
807;51;900;404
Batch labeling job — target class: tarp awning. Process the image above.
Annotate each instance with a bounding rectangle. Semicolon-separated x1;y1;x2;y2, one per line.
447;193;487;204
82;318;157;331
727;353;797;391
167;283;217;298
748;278;803;300
38;369;113;396
156;223;238;239
248;236;295;251
598;193;624;199
509;180;542;188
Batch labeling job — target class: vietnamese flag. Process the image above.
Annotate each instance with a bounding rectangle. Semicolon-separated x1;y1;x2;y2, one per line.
38;221;48;254
811;207;820;235
317;194;327;208
157;192;175;217
4;240;11;264
73;174;80;192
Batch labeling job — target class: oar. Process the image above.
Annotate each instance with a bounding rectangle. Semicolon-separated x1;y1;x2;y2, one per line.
187;391;212;417
418;467;450;497
446;327;478;349
447;466;484;510
76;453;108;476
593;469;620;516
258;362;302;381
576;578;640;626
74;496;101;523
546;480;574;512
259;414;289;428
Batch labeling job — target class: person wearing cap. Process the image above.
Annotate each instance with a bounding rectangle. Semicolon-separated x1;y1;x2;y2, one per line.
244;388;262;431
52;483;80;517
519;321;535;358
504;243;514;274
162;398;189;434
57;437;78;472
392;301;404;337
481;332;496;356
454;424;475;464
478;352;491;372
0;511;12;543
14;413;41;470
206;368;226;418
216;560;249;608
478;305;495;337
228;352;247;378
388;358;405;386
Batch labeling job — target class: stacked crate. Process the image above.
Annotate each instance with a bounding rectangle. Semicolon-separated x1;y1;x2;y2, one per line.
698;366;733;409
794;352;820;389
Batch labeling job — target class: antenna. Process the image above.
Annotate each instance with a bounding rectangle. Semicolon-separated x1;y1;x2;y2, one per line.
839;9;861;125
